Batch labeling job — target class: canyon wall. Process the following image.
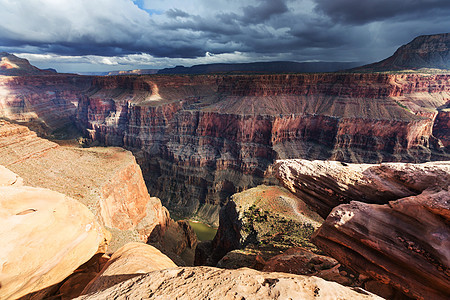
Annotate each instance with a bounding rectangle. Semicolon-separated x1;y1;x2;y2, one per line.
75;73;450;224
1;73;449;224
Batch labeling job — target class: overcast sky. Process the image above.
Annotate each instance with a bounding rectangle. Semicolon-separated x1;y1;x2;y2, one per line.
1;0;449;72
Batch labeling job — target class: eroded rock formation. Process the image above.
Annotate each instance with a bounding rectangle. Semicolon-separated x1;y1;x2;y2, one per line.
0;121;170;251
74;72;450;223
198;185;323;267
1;67;449;224
312;189;450;300
76;266;382;300
276;159;450;218
0;166;108;300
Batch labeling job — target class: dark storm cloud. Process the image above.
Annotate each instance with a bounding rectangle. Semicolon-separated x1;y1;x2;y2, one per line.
241;0;289;24
314;0;450;24
1;0;449;72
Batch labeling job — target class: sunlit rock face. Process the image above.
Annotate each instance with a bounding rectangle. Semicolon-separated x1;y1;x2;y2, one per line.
75;73;450;223
0;121;170;251
0;166;108;300
0;74;92;136
76;266;382;300
274;158;450;299
275;159;450;218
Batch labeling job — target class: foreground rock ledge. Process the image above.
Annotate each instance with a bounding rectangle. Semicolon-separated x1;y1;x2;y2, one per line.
312;189;450;300
77;266;382;300
82;242;177;295
0;183;107;300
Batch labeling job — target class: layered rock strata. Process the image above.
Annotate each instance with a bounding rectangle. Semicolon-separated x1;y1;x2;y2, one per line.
0;167;107;300
276;159;450;218
275;159;449;299
1;72;449;224
75;73;450;223
0;74;92;135
77;266;382;300
312;189;450;300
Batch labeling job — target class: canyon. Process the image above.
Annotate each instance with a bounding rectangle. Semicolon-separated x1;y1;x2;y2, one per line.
0;33;449;299
1;70;449;224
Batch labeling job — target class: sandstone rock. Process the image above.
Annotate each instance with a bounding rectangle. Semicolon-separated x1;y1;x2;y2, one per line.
0;164;22;186
0;121;170;251
203;185;323;266
0;178;107;300
77;266;382;300
148;219;198;266
276;159;450;218
81;242;177;296
312;189;450;300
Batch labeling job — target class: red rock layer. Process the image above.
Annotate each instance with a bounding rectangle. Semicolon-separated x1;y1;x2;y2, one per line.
1;73;449;223
312;189;450;300
0;75;92;134
74;73;450;223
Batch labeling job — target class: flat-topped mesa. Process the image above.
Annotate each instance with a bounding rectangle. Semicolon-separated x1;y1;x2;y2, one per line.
75;72;450;223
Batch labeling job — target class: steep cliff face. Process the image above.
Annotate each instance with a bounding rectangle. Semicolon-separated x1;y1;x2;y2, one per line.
0;121;170;251
0;75;92;135
75;73;450;223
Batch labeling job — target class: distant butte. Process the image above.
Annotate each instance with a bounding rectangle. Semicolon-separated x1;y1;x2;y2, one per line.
352;33;450;72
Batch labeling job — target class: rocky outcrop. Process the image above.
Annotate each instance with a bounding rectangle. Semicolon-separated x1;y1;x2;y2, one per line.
354;33;450;71
433;107;450;150
312;188;450;300
77;266;382;300
0;121;170;251
0;167;108;300
276;159;450;218
198;185;323;266
81;242;177;296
